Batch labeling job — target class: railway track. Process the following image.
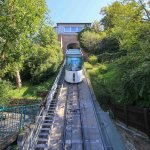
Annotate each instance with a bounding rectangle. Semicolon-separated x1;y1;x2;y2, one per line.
22;66;118;150
34;79;106;149
62;83;85;150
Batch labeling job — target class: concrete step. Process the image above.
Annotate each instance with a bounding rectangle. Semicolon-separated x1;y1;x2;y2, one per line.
47;112;54;115
45;116;53;120
37;138;48;142
42;125;51;128
40;128;51;132
37;138;48;144
45;114;54;116
50;102;57;104
39;132;49;136
50;104;57;106
48;107;56;109
35;144;46;150
38;134;49;139
45;115;53;120
42;123;52;126
44;120;53;124
48;110;54;112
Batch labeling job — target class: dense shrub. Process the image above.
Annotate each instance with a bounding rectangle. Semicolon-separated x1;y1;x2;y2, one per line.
116;51;150;106
88;55;98;65
86;50;150;108
97;51;127;63
122;61;150;106
78;27;106;54
0;80;13;106
87;67;112;110
23;45;62;84
99;37;120;53
84;62;93;70
84;1;150;108
22;26;63;84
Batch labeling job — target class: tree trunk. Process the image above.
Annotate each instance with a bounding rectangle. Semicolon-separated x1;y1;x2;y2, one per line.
139;0;150;20
16;70;22;88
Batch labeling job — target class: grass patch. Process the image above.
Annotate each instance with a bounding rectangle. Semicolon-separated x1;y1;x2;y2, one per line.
8;74;57;99
84;62;122;110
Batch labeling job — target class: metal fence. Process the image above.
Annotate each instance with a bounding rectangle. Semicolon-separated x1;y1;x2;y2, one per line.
111;105;150;138
8;98;41;107
0;104;40;139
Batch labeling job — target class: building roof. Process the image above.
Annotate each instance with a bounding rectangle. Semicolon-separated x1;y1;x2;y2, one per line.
57;22;91;26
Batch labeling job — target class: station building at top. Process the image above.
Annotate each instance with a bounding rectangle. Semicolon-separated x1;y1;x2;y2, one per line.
54;23;91;53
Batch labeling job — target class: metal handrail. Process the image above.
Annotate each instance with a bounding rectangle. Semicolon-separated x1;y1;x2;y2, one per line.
0;104;40;111
23;62;65;150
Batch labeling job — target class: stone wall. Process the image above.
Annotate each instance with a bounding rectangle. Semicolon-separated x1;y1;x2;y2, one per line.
58;34;79;53
116;121;150;150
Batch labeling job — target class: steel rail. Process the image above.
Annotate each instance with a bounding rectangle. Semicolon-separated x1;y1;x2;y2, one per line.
77;84;86;150
61;83;86;150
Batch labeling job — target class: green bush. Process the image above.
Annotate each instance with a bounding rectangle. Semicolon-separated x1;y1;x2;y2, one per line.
88;55;98;65
22;26;63;84
24;45;62;84
97;51;127;63
116;51;150;106
87;67;112;110
0;80;13;106
84;62;93;70
122;61;150;106
99;36;120;53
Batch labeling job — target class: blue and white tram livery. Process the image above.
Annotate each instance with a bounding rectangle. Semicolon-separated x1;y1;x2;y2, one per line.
65;49;83;83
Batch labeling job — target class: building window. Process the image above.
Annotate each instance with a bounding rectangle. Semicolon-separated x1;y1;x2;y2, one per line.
64;27;71;32
77;27;83;32
64;26;84;33
71;27;77;32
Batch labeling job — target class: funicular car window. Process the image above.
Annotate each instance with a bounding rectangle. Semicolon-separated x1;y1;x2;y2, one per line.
66;57;82;71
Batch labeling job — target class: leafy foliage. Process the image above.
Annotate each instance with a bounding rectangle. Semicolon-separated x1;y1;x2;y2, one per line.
0;0;47;78
0;1;63;103
88;55;98;65
100;1;143;51
83;0;150;108
79;30;106;54
23;25;63;83
0;80;13;99
97;51;127;63
0;80;13;106
116;51;150;106
99;36;120;53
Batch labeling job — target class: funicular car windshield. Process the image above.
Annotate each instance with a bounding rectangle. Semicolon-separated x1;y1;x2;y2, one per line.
66;56;82;71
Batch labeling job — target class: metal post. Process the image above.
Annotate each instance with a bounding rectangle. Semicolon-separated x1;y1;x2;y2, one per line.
23;107;26;127
124;105;128;126
144;108;150;138
19;108;23;129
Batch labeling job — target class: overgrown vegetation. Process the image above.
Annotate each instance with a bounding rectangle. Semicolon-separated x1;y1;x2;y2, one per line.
82;0;150;108
0;0;63;105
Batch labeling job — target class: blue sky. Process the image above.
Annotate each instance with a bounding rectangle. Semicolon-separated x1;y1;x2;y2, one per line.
46;0;114;25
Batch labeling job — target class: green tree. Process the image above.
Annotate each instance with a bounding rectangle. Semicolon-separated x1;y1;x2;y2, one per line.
123;0;150;20
99;36;120;53
100;1;143;51
136;22;150;51
25;25;63;83
0;0;47;88
91;20;101;33
79;30;106;54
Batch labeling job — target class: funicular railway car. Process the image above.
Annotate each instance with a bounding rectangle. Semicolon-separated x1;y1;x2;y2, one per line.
65;49;83;83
